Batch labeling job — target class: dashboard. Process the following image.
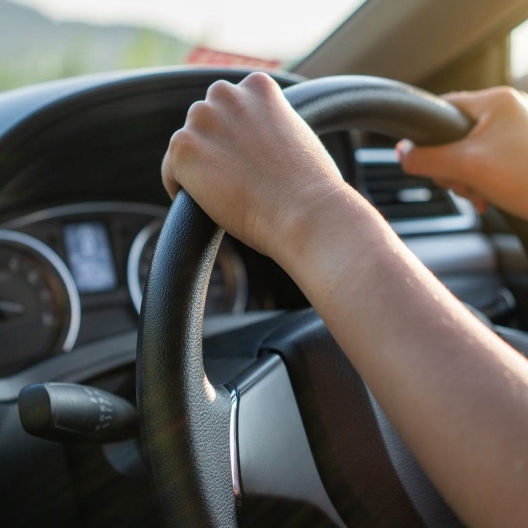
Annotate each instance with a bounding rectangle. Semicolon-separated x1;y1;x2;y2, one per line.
0;202;251;377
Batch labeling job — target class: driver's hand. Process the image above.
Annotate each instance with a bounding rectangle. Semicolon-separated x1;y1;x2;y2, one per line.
397;87;528;220
162;72;347;258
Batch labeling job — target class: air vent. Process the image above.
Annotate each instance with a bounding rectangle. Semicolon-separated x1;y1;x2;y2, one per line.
355;148;477;235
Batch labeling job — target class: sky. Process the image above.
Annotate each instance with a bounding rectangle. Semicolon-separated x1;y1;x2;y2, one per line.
12;0;367;60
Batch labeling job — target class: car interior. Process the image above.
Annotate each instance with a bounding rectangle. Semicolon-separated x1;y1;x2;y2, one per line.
3;0;528;526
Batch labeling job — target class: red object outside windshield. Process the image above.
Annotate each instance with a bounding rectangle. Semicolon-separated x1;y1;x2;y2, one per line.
186;46;281;69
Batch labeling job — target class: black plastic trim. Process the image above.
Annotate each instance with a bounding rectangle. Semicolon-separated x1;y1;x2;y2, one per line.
0;311;283;402
233;354;345;527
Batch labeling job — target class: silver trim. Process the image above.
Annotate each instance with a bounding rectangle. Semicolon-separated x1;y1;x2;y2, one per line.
355;148;399;164
397;187;432;203
228;387;242;502
354;148;478;235
127;219;248;315
0;201;168;229
127;219;164;314
393;192;477;236
0;229;81;352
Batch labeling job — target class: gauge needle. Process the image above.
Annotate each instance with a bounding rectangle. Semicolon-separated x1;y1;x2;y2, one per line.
0;300;26;315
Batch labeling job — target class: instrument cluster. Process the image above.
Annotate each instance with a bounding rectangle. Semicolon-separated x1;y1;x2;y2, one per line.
0;202;248;377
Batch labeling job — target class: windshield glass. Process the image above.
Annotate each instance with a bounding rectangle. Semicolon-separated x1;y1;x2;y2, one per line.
1;0;367;91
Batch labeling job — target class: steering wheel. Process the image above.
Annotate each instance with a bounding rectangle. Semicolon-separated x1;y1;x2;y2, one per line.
136;76;473;528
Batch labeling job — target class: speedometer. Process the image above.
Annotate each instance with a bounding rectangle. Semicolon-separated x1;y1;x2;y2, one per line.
0;230;81;376
127;220;248;315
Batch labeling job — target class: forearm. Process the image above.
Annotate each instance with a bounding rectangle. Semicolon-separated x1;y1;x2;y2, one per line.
274;183;528;527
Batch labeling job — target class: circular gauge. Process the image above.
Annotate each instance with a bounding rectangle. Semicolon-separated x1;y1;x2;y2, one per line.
127;219;248;315
0;230;81;377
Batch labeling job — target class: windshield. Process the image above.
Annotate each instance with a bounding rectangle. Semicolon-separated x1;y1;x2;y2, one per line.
0;0;367;91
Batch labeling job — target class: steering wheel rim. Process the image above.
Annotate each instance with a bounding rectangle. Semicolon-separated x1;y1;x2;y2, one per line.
136;75;473;528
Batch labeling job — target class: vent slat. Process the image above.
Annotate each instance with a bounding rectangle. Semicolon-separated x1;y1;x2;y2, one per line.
369;189;447;206
367;179;437;191
358;160;459;221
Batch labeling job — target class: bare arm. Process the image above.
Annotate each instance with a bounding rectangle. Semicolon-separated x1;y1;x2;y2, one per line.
162;73;528;527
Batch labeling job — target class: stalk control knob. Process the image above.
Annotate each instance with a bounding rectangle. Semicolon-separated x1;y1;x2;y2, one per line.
18;382;137;443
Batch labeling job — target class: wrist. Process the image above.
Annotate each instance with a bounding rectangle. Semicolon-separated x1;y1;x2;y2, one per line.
268;181;391;293
263;179;348;263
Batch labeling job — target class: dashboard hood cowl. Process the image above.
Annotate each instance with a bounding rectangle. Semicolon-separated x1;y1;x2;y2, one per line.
0;66;303;164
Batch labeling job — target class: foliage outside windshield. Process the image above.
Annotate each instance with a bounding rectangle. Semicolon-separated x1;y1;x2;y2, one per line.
0;0;367;91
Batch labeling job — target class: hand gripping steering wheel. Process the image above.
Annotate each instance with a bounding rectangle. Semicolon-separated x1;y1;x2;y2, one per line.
136;76;473;528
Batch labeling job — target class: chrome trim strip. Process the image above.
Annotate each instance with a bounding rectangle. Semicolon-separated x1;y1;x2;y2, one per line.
126;219;164;314
228;386;242;503
127;220;248;315
0;229;81;352
354;148;478;235
0;201;168;229
355;148;399;164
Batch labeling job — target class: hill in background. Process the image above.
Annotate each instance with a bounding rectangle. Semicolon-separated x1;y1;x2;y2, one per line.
0;0;192;91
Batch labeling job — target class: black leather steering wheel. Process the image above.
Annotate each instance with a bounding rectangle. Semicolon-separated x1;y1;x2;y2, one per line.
136;76;474;528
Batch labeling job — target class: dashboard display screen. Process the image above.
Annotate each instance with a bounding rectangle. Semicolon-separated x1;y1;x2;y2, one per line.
63;222;117;293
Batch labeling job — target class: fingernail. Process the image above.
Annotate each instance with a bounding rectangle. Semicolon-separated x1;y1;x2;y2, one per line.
395;139;413;162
